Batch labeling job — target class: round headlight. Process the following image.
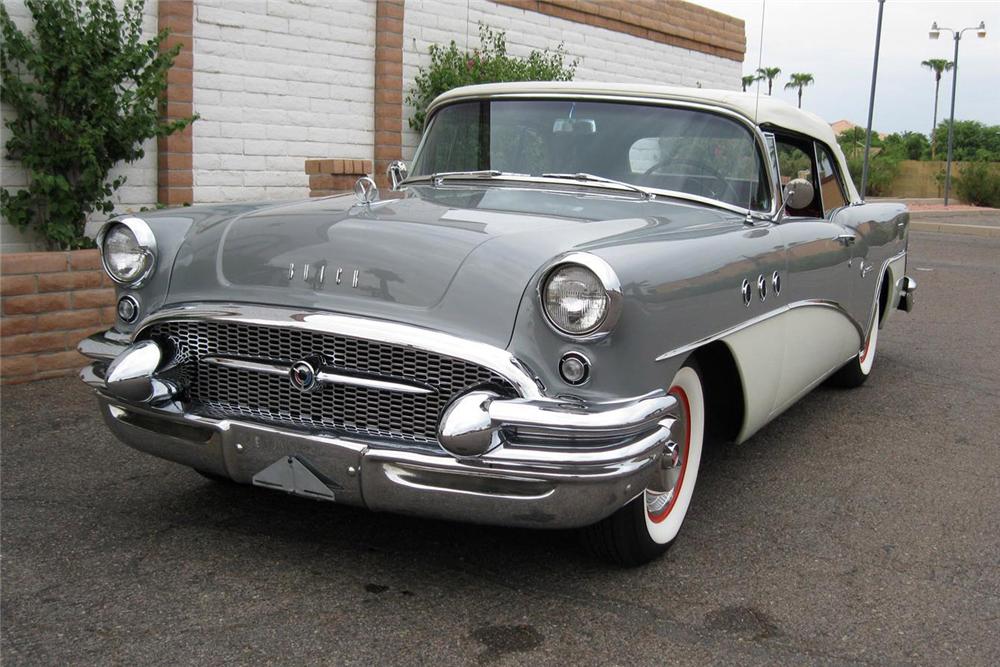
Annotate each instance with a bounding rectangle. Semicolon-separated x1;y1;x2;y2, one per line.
543;264;610;335
99;218;156;286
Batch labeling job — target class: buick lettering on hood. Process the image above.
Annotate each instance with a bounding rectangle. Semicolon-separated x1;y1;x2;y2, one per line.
80;83;915;566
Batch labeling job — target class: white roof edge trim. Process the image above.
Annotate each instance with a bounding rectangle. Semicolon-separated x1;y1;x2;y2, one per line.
426;82;861;203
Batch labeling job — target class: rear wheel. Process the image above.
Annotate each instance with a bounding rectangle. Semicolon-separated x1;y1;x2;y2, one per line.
828;306;879;388
583;363;705;566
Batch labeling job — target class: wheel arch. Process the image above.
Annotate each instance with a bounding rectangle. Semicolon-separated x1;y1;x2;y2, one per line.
690;340;745;446
878;267;892;323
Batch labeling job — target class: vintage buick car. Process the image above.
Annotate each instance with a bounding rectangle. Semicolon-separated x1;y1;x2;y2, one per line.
80;82;915;565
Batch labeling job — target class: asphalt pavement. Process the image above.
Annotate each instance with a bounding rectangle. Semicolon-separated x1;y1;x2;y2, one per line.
2;231;999;666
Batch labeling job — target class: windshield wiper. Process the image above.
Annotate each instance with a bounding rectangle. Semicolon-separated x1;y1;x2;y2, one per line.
403;170;526;186
540;172;653;201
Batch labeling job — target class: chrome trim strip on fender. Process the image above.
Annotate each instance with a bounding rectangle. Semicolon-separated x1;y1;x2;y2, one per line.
134;303;542;398
654;300;864;362
863;249;908;339
202;355;436;395
654;249;908;362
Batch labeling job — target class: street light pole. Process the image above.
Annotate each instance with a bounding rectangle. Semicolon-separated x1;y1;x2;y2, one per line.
860;0;886;200
929;20;987;206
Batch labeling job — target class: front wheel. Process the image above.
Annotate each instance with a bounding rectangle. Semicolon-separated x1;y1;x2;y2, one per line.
582;363;705;567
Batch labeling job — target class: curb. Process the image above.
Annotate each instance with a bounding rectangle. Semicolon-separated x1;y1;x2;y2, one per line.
910;221;1000;238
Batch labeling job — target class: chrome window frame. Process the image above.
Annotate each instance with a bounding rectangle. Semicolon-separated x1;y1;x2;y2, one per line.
813;140;851;217
411;93;780;220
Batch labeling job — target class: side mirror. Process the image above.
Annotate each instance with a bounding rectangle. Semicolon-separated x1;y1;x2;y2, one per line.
387;160;408;191
783;178;814;210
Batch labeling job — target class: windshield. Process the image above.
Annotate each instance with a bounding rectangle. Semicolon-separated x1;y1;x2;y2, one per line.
411;99;771;211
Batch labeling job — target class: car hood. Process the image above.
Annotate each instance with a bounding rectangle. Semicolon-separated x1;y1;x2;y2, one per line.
166;185;737;348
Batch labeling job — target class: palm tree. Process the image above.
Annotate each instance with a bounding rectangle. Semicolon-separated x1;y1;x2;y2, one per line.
921;58;953;158
784;73;815;108
756;67;781;94
741;74;760;92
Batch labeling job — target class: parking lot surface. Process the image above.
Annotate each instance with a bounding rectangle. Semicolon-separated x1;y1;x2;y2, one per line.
2;231;999;665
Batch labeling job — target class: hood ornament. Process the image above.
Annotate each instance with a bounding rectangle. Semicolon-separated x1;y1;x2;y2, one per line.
354;176;379;206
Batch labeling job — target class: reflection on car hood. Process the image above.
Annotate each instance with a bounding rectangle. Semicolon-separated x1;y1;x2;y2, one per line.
166;185;736;348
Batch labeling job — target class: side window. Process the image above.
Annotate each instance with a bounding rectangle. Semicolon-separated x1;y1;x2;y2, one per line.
815;144;849;215
774;136;821;217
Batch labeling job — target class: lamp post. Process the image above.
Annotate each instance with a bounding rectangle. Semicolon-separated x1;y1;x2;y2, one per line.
929;20;987;206
860;0;886;199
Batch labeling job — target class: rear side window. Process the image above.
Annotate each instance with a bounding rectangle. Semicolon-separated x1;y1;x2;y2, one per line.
775;137;821;217
815;144;848;215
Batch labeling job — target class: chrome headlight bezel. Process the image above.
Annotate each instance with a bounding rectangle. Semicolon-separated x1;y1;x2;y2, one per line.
539;252;623;340
97;217;157;287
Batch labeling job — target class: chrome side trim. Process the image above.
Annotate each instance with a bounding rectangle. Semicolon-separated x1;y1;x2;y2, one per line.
134;303;541;398
864;249;908;338
655;249;909;362
202;355;436;395
654;300;864;362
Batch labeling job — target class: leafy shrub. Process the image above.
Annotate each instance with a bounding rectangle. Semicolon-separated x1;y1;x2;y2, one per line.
406;24;577;132
954;162;1000;207
844;154;900;197
931;120;1000;162
0;0;195;249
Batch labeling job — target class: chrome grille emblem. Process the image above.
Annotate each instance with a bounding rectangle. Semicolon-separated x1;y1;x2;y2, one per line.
289;359;318;392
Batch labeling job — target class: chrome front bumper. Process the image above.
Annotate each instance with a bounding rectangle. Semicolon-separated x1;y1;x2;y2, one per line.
80;330;679;529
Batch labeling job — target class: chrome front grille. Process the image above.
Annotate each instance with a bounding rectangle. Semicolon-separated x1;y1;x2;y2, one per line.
142;320;516;445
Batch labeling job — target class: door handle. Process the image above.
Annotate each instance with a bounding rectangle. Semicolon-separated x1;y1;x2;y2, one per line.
836;234;856;247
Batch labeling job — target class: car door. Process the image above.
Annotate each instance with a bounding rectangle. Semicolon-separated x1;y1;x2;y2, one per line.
771;134;859;414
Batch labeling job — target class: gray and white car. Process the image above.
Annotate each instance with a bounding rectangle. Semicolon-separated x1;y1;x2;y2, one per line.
80;83;915;565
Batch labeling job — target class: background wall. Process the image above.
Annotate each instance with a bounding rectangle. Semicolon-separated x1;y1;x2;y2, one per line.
191;0;376;202
1;0;744;252
0;0;159;252
401;0;742;157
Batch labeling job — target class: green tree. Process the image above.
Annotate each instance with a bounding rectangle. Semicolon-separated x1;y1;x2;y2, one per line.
784;73;815;109
882;132;930;160
931;120;1000;162
406;24;577;132
741;74;760;92
921;58;953;158
0;0;195;249
756;66;781;95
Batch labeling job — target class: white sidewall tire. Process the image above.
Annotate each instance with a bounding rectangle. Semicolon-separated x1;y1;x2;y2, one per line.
644;365;705;545
859;308;879;376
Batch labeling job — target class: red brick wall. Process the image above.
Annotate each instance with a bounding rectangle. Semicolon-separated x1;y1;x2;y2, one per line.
305;159;373;197
374;0;405;190
1;250;116;384
158;0;194;206
494;0;746;61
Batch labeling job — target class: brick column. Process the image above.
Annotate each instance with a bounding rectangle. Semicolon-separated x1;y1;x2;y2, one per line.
158;0;194;206
373;0;405;190
305;159;373;197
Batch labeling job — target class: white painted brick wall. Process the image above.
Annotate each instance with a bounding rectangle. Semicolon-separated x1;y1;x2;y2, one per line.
1;0;158;252
401;0;742;158
192;0;375;203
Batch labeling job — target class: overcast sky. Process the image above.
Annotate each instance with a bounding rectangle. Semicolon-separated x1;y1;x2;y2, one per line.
696;0;1000;135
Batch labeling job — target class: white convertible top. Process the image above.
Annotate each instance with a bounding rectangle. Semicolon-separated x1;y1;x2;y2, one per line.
429;81;861;202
